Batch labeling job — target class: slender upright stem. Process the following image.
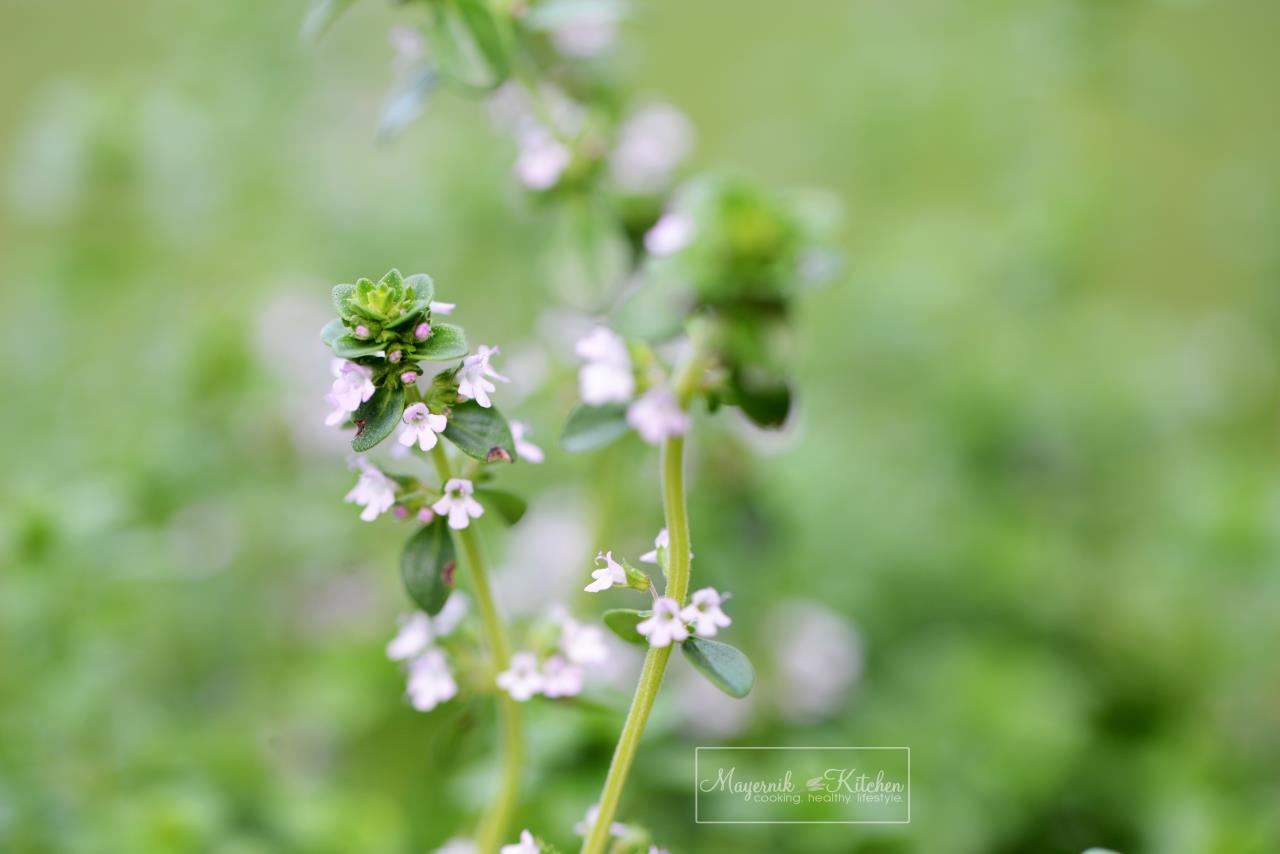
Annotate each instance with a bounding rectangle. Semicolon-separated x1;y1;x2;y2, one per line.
582;343;706;854
430;443;524;854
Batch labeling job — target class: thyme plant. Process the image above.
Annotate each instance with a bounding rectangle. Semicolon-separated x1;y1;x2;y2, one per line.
308;3;836;852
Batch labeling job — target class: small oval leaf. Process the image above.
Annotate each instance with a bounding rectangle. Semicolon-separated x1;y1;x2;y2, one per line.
400;518;456;614
682;636;754;699
560;403;630;453
413;322;469;361
475;488;526;525
352;384;405;452
330;337;386;359
321;317;347;347
603;609;650;647
442;400;516;462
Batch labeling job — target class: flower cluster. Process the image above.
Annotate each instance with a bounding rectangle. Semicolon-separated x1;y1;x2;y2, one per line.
585;531;732;649
386;594;469;712
574;325;690;446
496;612;610;702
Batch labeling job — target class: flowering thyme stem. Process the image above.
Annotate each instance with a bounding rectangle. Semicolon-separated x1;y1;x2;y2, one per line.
429;442;524;854
582;346;706;854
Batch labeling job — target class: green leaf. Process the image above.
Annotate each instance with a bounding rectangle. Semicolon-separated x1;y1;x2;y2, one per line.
682;636;754;698
332;284;358;321
301;0;356;44
351;384;405;453
400;518;456;615
320;317;347;346
454;0;509;80
330;336;386;359
560;403;630;453
603;609;649;647
404;273;435;306
442;400;516;462
475;488;526;525
414;323;468;361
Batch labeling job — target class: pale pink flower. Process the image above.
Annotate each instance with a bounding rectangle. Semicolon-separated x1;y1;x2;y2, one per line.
585;550;627;593
456;344;509;408
496;652;544;701
500;830;539;854
636;597;689;648
345;461;397;522
429;301;456;315
644;212;695;256
327;358;375;420
515;127;571;190
510;420;544;463
576;326;634;405
681;587;732;638
560;618;608;666
432;478;484;530
540;654;585;698
626;387;690;445
386;613;432;661
405;648;457;711
573;804;627;837
398;402;448;451
610;103;694;194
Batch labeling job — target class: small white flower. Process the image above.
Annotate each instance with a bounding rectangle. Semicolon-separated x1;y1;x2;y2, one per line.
626;387;690;445
328;358;375;413
500;830;539;854
345;461;397;522
429;300;456;315
432;591;470;638
635;597;689;648
639;528;669;563
515;126;571;190
610;103;694;194
510;420;544;463
456;344;509;408
386;613;432;661
573;804;628;838
584;550;627;593
540;654;584;698
575;326;634;405
681;587;732;638
398;402;448;451
433;838;476;854
560;618;608;666
644;212;695;256
432;478;485;530
496;652;544;701
405;648;458;712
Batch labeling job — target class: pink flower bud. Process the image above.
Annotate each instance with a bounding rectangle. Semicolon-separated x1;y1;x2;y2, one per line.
414;322;431;341
393;506;409;520
355;324;371;339
417;507;435;523
388;350;403;364
401;370;419;384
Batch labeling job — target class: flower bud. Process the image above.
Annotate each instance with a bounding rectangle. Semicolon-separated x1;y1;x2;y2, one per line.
393;505;409;520
418;507;435;523
355;324;371;339
414;322;431;341
401;370;419;384
388;349;403;364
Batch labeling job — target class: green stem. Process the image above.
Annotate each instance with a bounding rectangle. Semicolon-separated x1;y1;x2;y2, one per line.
430;443;524;854
582;346;706;854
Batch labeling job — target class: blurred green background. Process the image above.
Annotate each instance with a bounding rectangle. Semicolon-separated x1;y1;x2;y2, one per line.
2;0;1279;852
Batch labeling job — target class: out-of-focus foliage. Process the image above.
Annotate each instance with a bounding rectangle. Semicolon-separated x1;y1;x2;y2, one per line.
2;1;1279;853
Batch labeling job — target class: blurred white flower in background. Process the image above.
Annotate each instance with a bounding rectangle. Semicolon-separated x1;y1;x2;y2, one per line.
626;386;689;445
433;838;476;854
345;459;397;522
644;211;695;256
405;648;458;712
497;652;545;701
386;612;434;661
767;599;863;723
510;420;545;463
576;326;635;405
500;830;539;854
514;126;572;191
573;803;627;838
610;103;694;194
